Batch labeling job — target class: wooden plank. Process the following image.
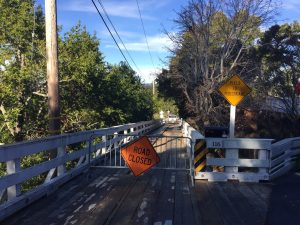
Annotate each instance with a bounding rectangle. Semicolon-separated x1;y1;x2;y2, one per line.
206;138;272;150
0;163;90;222
78;170;137;225
1;166;113;225
51;168;127;225
194;181;224;225
131;169;165;225
234;183;269;221
107;171;154;225
207;158;270;168
207;182;247;225
219;182;263;225
0;121;159;162
152;170;176;225
248;183;271;204
195;172;269;182
174;171;196;225
0;133;91;162
0;148;87;190
271;151;295;167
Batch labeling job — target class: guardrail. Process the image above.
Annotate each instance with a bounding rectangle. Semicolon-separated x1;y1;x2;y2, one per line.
0;120;161;221
182;121;204;184
194;138;273;182
182;121;300;182
270;137;300;179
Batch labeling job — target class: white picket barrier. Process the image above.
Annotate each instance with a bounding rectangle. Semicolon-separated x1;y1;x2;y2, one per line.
194;138;273;182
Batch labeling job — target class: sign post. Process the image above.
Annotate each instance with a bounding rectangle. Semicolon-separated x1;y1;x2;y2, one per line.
219;75;252;173
218;74;252;138
229;105;236;138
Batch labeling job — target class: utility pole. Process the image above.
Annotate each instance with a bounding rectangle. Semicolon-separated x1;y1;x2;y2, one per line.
152;80;155;96
45;0;60;147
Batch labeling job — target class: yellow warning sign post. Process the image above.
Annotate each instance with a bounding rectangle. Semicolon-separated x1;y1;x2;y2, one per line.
218;75;252;137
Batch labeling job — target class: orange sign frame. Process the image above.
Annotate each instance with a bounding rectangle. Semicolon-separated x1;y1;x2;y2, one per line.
121;136;160;176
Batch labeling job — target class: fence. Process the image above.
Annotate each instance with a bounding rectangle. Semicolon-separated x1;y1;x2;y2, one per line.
182;121;204;183
270;137;300;179
194;138;273;182
0;120;162;221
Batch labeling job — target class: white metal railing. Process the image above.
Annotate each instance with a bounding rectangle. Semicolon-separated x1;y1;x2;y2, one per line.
182;121;204;184
182;121;273;182
194;138;273;182
270;137;300;180
182;121;300;182
0;120;162;221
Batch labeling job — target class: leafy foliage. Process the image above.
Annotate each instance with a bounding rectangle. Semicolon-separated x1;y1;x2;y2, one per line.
257;22;300;120
157;0;276;130
0;3;155;192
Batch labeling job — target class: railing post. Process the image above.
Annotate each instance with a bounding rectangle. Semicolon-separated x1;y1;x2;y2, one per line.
96;135;106;157
225;139;239;173
259;149;268;174
123;129;128;144
6;159;21;200
113;132;118;166
113;132;118;149
140;124;145;134
57;146;66;176
190;139;195;186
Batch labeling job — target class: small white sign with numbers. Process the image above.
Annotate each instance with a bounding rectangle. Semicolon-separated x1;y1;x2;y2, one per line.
206;139;223;148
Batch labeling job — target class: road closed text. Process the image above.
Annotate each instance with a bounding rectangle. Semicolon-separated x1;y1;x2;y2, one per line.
128;146;152;165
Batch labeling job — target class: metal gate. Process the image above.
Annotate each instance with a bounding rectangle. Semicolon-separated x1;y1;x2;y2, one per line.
89;134;194;181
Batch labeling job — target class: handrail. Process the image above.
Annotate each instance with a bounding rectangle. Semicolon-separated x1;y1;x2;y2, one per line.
0;120;162;221
270;137;300;179
181;121;204;185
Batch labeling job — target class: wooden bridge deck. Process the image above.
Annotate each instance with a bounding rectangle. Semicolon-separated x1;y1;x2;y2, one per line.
2;167;271;225
1;125;273;225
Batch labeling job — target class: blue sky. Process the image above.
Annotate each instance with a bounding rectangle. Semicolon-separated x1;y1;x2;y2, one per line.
36;0;300;83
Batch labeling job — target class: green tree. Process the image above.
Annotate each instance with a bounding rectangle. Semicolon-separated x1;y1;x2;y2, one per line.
0;1;47;143
59;22;106;132
257;22;300;121
101;62;154;126
158;0;276;130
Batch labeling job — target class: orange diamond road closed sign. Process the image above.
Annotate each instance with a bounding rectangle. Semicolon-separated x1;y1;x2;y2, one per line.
219;75;252;106
121;136;160;176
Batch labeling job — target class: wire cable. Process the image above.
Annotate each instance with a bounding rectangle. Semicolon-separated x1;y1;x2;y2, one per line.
91;0;132;70
135;0;155;67
97;0;142;75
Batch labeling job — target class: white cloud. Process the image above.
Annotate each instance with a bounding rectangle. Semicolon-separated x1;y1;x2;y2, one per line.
106;34;173;53
137;67;161;83
282;0;300;11
59;0;155;20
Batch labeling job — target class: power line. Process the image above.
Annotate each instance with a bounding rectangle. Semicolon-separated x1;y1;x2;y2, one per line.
91;0;132;70
97;0;142;75
135;0;155;67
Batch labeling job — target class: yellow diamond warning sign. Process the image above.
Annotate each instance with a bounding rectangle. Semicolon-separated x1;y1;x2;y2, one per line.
121;136;160;176
218;75;252;106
